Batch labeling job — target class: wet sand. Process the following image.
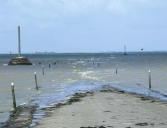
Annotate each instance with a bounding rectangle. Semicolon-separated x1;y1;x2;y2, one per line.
1;105;37;128
35;89;167;128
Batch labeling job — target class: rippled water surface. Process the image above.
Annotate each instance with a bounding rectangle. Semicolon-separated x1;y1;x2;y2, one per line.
0;52;167;124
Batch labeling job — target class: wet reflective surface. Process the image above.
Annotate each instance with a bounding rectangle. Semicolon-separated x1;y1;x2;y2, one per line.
0;52;167;124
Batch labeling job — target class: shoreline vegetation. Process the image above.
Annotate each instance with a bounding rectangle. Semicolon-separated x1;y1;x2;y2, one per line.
2;87;167;128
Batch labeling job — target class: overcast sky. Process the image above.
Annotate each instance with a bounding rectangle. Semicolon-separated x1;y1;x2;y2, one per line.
0;0;167;53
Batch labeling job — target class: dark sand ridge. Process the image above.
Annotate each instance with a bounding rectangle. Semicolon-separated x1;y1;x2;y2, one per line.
34;88;167;128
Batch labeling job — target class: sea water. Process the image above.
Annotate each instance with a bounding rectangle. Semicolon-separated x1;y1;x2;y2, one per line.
0;52;167;124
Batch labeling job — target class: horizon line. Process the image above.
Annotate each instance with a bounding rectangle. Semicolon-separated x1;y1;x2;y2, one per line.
1;50;167;54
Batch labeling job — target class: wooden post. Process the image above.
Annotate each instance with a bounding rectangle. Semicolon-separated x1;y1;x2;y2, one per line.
42;66;45;76
124;45;127;55
148;70;151;89
116;65;118;74
34;72;38;90
11;82;16;110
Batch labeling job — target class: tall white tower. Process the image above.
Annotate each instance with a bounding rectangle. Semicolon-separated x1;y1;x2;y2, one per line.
18;26;21;57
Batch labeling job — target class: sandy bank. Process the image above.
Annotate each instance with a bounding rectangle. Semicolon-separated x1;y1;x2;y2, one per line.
35;90;167;128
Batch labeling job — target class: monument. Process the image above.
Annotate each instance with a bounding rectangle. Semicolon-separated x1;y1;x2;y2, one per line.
8;26;32;65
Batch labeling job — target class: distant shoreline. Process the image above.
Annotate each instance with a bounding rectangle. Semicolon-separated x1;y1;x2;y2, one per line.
1;51;167;55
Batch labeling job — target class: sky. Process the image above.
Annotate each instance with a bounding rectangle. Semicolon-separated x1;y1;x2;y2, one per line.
0;0;167;53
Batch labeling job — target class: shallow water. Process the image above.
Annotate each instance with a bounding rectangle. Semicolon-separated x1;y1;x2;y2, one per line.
0;52;167;124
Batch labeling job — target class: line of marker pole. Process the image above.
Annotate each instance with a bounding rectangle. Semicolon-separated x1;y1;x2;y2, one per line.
11;71;40;110
10;63;152;110
10;63;55;110
115;66;152;90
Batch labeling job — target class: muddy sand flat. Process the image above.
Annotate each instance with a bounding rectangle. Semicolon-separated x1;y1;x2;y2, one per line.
35;90;167;128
